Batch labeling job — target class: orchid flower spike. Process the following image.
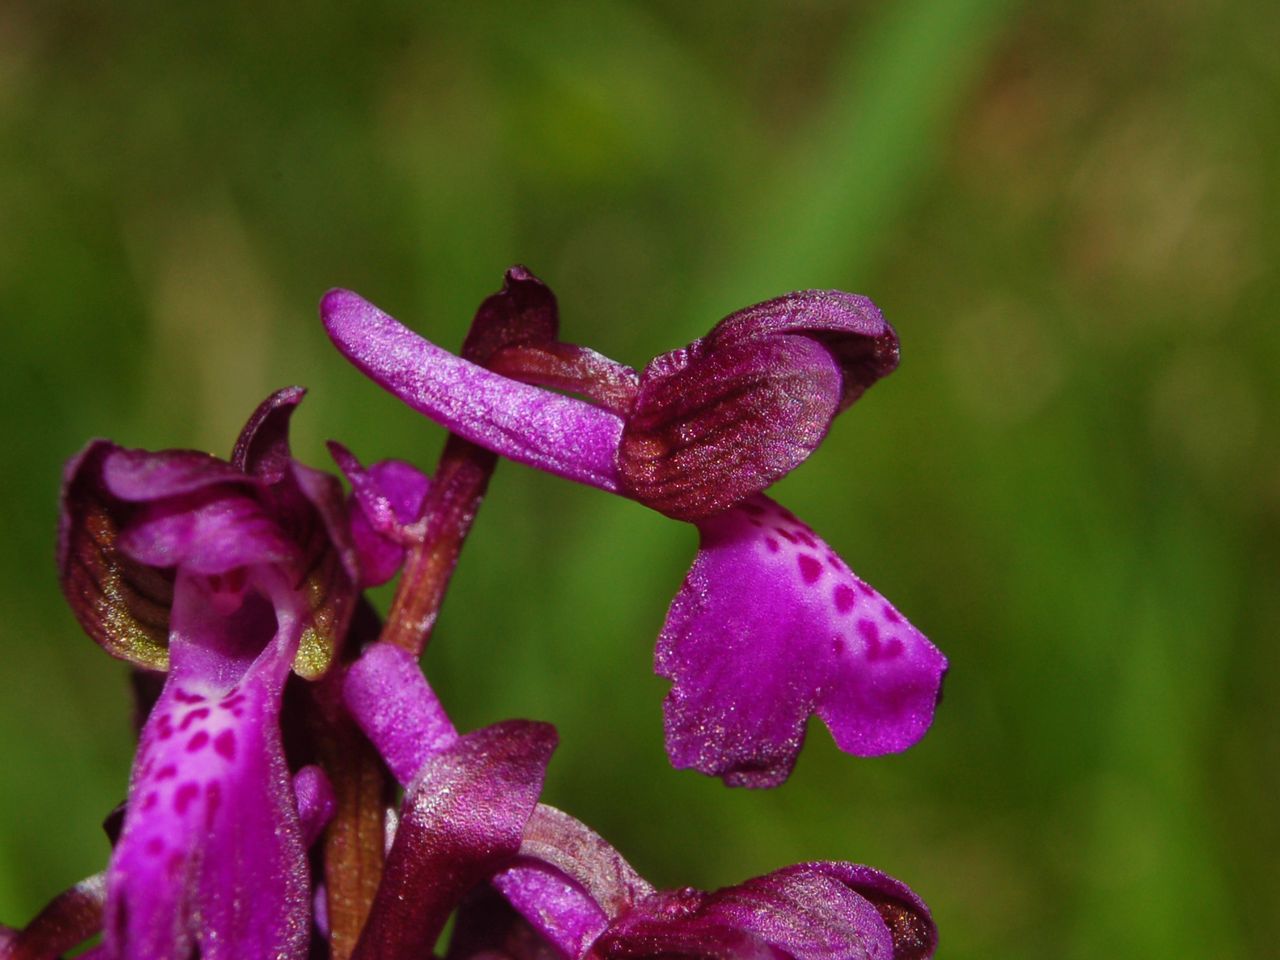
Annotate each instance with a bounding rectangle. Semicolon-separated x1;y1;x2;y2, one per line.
340;643;936;960
322;268;948;787
56;388;361;960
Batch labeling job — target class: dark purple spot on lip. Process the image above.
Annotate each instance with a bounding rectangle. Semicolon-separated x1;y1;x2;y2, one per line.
213;730;237;761
206;781;222;819
831;636;846;656
797;531;817;548
765;537;780;553
173;782;200;815
156;764;178;781
882;604;901;623
857;618;882;659
145;837;164;856
741;502;766;516
748;517;763;528
156;716;174;740
798;554;823;584
777;529;798;544
884;638;904;658
142;792;158;811
179;707;210;731
186;731;210;753
827;556;843;572
834;584;856;614
173;689;203;704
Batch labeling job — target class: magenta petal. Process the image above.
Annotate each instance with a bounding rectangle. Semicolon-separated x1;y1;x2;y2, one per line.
597;866;895;960
294;765;337;848
354;721;557;960
344;642;457;785
329;444;432;586
103;448;251;502
321;289;625;493
118;489;298;574
104;572;309;960
657;496;946;787
491;804;653;958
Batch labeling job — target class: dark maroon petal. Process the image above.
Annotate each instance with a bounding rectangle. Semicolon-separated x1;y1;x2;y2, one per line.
5;872;106;960
658;497;946;788
617;335;842;521
231;386;308;483
596;867;895;960
488;342;641;415
707;290;900;411
794;864;936;960
58;440;173;670
461;265;560;365
354;721;557;960
102;448;251;502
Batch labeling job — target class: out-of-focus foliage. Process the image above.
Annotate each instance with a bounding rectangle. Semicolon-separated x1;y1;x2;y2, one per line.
1;2;1276;957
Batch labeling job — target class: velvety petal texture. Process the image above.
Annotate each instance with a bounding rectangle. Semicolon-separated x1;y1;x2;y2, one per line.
329;445;433;587
104;570;310;960
594;867;895;960
344;641;457;785
617;335;842;521
353;721;557;960
658;496;946;787
321;289;626;492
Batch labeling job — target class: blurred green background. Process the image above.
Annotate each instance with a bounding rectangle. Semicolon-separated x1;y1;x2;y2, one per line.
2;1;1277;957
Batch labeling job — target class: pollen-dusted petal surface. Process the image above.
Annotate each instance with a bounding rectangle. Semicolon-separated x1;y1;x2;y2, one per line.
354;721;557;960
321;289;625;493
594;866;895;960
707;289;901;411
344;642;457;785
618;335;842;521
657;495;946;787
104;572;310;960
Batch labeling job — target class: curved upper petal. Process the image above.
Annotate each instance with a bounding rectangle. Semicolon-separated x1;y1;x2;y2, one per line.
706;290;900;412
656;496;946;787
321;289;625;493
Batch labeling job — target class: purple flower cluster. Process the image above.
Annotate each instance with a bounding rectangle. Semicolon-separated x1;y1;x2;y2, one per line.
3;267;945;960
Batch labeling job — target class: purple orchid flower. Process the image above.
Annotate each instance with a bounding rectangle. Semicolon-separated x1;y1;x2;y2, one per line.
340;641;936;960
55;388;360;960
321;269;948;787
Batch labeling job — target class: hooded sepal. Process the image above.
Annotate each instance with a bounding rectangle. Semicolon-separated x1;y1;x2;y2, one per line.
657;496;946;787
617;290;898;522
